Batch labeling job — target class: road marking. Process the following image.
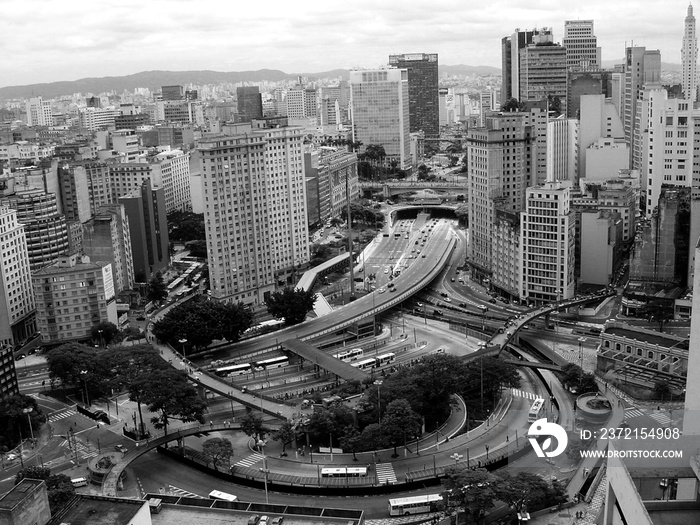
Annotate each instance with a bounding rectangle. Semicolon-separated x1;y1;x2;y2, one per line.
234;453;264;468
48;408;76;423
624;408;645;419
375;463;398;484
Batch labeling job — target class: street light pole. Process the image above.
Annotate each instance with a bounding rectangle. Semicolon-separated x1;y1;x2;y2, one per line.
578;337;587;388
374;380;383;428
179;338;188;362
258;439;269;504
80;370;90;406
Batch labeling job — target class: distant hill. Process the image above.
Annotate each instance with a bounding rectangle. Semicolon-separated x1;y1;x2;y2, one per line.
0;65;501;100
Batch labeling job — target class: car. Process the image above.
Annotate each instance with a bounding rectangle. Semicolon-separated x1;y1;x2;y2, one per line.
378;288;386;294
93;410;110;425
6;453;17;461
451;278;455;282
444;297;451;302
421;254;426;258
489;298;496;303
458;302;466;307
440;292;448;297
478;305;488;311
248;516;260;525
14;354;25;361
417;302;424;307
260;517;269;525
390;287;397;292
114;444;128;453
384;268;389;274
271;517;284;525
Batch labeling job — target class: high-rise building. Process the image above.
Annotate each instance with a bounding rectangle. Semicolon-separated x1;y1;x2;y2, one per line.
237;86;263;122
32;254;117;343
197;121;309;305
520;181;576;305
465;113;533;286
578;94;627;178
0;206;35;349
388;53;439;137
79;107;120;131
1;189;70;271
519;28;568;114
562;20;601;71
546;116;579;183
118;179;169;283
82;204;135;293
350;68;411;170
286;87;318;119
0;345;20;401
501;29;535;107
25;97;53;127
682;4;698;101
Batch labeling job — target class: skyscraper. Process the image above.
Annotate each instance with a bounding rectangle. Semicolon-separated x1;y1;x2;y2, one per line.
236;86;263;122
388;53;439;137
562;20;600;71
682;4;698;101
501;29;535;107
349;68;411;170
25;97;53;127
197;120;309;306
519;28;568;114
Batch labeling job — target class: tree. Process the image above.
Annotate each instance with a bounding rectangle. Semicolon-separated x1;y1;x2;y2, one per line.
493;471;566;515
45;343;100;388
642;300;674;331
202;437;234;471
0;394;45;450
338;425;362;461
91;321;120;346
141;368;206;436
185;239;208;259
357;422;386;451
45;474;76;514
15;465;50;484
240;413;265;448
381;399;421;458
271;421;296;457
167;211;205;242
454;204;469;226
442;467;498;524
147;272;168;304
265;287;317;326
306;404;354;446
501;98;519;112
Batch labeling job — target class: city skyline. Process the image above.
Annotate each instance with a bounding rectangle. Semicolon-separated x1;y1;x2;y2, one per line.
0;0;694;89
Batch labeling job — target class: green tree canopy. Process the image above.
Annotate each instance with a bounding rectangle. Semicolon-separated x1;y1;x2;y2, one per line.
202;437;233;471
380;399;421;457
493;471;566;514
141;368;206;435
185;239;208;259
167;211;205;242
240;413;265;447
91;321;120;346
265;287;317;326
306;404;354;446
147;272;168;304
271;421;296;456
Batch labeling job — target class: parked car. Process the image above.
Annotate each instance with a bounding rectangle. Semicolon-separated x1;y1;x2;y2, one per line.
92;410;110;425
271;517;284;525
114;444;128;453
248;516;260;525
259;516;269;525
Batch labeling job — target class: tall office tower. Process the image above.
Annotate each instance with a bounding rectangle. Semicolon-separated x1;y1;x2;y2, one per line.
562;20;601;71
161;85;185;100
0;345;20;401
521;100;549;186
286;87;318;119
237;86;263;122
636;87;695;215
566;69;612;118
388;53;439;138
0;206;35;349
57;164;92;223
479;88;498;126
622;47;661;165
109;149;191;213
82;204;135;293
520;181;575;305
546;116;579;183
118;179;169;283
32;254;117;344
682;4;698;101
1;189;69;271
519;28;568;114
465;113;533;286
350;68;411;170
501;29;535;107
197;121;309;305
25;97;53;127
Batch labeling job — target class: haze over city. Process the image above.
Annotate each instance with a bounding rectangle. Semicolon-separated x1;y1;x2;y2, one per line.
0;0;691;87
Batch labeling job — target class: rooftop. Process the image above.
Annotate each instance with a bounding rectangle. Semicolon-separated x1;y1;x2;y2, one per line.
604;326;689;350
46;495;146;525
0;479;44;510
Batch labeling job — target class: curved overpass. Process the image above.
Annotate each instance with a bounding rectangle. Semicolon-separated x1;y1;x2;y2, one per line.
154;224;458;421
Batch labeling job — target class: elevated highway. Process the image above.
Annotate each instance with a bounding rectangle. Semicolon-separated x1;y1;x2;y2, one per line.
359;180;466;197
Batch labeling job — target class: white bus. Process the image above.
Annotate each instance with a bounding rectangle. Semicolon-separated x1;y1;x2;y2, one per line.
335;348;363;362
255;356;289;371
352;357;377;370
388;494;442;516
208;489;238;502
528;398;545;423
376;353;396;366
321;466;368;478
215;363;252;377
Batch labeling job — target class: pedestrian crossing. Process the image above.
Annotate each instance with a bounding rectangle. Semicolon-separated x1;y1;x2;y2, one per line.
624;408;645;419
375;462;397;484
49;408;76;423
165;485;205;499
650;411;672;425
510;388;539;400
234;453;264;468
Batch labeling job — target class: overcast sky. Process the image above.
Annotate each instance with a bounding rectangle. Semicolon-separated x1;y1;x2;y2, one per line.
0;0;692;88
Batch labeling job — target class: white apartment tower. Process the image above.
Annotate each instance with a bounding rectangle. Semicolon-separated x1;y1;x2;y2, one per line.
350;68;411;170
546;117;579;183
25;97;53;127
520;181;575;305
198;124;309;306
0;206;35;348
562;20;601;71
682;3;698;101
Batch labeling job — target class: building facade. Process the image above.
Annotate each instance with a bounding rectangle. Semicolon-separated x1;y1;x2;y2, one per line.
519;29;568;114
682;4;698;101
25;97;53;127
237;86;263;122
501;29;535;106
32;254;117;343
562;20;600;71
388;53;439;137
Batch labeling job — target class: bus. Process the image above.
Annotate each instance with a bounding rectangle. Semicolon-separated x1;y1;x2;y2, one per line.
320;467;368;478
388;494;442;516
376;353;396;366
352;357;377;370
208;489;237;502
215;363;252;377
335;348;363;362
254;356;289;371
528;398;545;423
